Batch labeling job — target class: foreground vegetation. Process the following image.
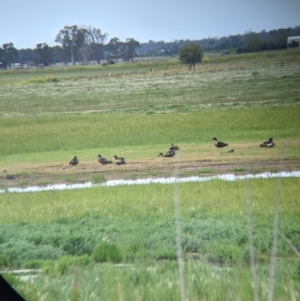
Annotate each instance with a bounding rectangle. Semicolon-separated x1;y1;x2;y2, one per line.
0;49;299;300
1;179;300;300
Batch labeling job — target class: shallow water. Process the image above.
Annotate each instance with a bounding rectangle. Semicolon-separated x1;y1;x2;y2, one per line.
1;171;300;194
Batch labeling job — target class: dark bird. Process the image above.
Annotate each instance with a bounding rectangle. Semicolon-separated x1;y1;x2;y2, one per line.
114;155;125;161
221;149;234;154
116;158;126;165
114;155;126;165
158;150;176;157
169;143;180;151
69;156;79;166
97;154;112;165
3;170;15;180
260;138;275;147
213;137;228;148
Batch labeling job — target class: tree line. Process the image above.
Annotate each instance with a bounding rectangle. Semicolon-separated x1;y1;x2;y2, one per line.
140;26;300;55
0;25;140;68
0;25;299;68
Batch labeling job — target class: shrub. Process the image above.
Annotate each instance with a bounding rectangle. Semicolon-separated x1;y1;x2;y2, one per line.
208;244;241;266
0;251;12;268
56;257;72;275
72;254;92;266
0;234;5;243
40;256;92;276
93;242;122;263
155;248;177;261
61;236;92;256
23;259;43;269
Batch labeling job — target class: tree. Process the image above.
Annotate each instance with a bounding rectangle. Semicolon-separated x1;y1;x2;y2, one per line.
168;40;179;57
1;43;18;66
18;48;35;64
88;27;107;64
108;37;121;62
78;44;92;64
55;25;86;65
50;46;65;64
34;43;52;66
288;40;299;48
179;44;203;70
120;38;140;61
241;33;262;52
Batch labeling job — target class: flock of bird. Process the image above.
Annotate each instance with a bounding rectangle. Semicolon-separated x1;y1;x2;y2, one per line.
213;137;275;152
2;138;275;180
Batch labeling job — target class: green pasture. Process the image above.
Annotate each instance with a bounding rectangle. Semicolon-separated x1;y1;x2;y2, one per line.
0;58;179;84
0;49;299;117
0;106;299;159
0;49;300;300
1;178;299;222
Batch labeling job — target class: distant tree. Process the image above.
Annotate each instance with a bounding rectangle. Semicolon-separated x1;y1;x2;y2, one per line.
288;40;299;48
55;25;86;65
50;46;65;64
121;38;140;61
0;47;4;61
108;37;121;62
18;48;36;64
77;45;90;64
34;43;52;66
169;40;179;57
88;27;107;64
1;43;18;66
179;44;203;70
265;28;292;50
228;34;243;49
241;33;262;52
208;38;216;49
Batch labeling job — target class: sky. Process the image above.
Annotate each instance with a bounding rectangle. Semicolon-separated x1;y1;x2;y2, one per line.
1;0;300;49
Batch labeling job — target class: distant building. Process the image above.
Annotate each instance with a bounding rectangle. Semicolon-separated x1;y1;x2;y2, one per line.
287;36;300;48
11;63;22;69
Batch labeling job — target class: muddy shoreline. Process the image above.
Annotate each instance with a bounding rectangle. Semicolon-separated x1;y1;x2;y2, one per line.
1;157;299;189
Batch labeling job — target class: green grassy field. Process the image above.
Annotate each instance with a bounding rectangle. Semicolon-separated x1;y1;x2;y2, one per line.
0;49;300;300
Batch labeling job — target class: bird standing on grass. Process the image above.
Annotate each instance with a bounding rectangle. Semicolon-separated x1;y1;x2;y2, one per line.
69;156;79;166
213;137;228;148
97;154;112;165
169;143;180;151
260;138;275;147
158;150;176;157
3;170;15;180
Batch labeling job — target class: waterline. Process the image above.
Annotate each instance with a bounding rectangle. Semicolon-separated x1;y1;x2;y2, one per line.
1;171;300;194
